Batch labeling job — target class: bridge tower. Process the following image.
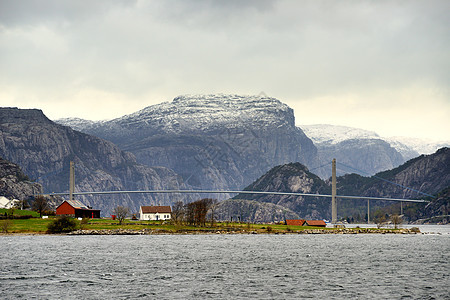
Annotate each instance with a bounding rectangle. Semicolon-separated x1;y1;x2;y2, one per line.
69;161;75;201
331;158;337;223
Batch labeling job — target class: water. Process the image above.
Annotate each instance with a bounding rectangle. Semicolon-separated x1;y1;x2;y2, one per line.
1;233;449;299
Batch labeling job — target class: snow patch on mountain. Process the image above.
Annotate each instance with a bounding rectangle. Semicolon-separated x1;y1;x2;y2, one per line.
300;124;380;145
386;136;450;155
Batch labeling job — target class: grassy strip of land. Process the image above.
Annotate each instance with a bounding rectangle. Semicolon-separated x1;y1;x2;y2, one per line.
0;214;417;235
0;208;40;217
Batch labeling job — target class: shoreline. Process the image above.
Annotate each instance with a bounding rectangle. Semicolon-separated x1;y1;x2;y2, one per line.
1;227;422;236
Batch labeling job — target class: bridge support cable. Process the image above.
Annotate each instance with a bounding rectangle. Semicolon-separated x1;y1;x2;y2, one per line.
47;189;429;203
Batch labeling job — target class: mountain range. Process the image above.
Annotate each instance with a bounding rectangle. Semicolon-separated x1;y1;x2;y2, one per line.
1;94;448;217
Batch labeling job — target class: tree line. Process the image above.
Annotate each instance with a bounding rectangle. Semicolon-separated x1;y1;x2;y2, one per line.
171;198;218;226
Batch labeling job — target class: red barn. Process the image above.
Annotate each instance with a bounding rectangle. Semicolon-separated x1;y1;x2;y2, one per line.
56;200;100;218
285;219;306;226
304;220;327;227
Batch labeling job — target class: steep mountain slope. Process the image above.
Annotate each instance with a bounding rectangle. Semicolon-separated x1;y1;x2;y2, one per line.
337;147;450;199
234;162;331;219
57;94;318;196
0;108;192;215
233;148;449;221
0;157;42;200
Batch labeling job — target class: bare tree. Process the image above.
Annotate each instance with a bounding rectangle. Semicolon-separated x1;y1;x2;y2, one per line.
374;215;387;229
32;196;48;217
171;201;185;225
209;199;219;227
390;214;403;229
185;199;214;226
113;206;129;225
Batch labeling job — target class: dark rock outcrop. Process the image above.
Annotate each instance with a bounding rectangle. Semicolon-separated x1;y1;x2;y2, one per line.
0;157;42;200
234;162;331;219
215;199;300;223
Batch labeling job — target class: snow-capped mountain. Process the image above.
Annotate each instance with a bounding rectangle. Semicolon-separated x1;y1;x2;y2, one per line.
301;124;449;160
113;94;295;133
57;94;318;195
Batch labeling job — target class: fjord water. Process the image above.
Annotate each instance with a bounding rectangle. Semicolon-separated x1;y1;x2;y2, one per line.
1;231;449;299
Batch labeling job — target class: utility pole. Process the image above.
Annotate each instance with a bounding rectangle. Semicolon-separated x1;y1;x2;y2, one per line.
400;201;403;215
367;200;370;224
69;161;75;201
332;158;337;224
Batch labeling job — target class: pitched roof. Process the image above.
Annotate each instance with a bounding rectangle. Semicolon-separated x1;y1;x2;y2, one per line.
140;206;172;214
286;219;306;226
305;220;327;227
63;199;88;209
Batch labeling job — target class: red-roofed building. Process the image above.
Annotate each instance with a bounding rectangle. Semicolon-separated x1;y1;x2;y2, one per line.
304;220;327;227
139;206;172;221
56;200;100;218
285;219;306;226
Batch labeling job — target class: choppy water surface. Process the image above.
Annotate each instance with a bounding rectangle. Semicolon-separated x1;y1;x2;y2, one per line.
1;232;449;299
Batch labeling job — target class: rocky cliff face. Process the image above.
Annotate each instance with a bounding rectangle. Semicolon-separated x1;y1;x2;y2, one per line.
0;157;42;200
0;108;192;215
234;162;331;219
57;94;318;196
215;199;300;223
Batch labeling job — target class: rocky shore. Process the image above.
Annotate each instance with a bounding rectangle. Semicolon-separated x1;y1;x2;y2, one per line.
67;227;420;235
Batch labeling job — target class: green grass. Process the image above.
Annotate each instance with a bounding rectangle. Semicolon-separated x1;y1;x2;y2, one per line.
5;218;54;233
0;208;40;217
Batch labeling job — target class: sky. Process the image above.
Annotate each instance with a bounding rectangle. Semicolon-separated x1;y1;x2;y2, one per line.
1;0;449;141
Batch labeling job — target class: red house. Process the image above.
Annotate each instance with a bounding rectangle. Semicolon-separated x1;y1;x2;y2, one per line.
286;219;306;226
304;220;327;227
56;199;100;218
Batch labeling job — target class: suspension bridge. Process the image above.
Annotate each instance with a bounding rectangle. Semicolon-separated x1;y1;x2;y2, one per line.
44;159;431;224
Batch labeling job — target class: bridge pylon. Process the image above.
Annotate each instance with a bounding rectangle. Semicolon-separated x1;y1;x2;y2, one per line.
69;161;75;201
331;158;337;223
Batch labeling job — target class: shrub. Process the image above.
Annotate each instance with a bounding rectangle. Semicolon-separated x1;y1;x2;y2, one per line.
1;219;12;233
80;218;89;230
410;227;420;233
47;216;78;233
266;226;273;233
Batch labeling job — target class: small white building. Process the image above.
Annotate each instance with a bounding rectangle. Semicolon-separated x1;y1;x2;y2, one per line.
0;196;19;209
139;206;172;221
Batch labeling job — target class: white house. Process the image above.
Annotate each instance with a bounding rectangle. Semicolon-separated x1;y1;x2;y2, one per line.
139;206;172;221
0;196;19;209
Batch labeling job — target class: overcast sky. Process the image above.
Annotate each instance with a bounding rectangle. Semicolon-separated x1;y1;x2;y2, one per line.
1;0;449;140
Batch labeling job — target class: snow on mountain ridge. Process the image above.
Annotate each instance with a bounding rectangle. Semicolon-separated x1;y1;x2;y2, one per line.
300;124;449;158
300;124;380;145
386;136;450;155
110;94;295;133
